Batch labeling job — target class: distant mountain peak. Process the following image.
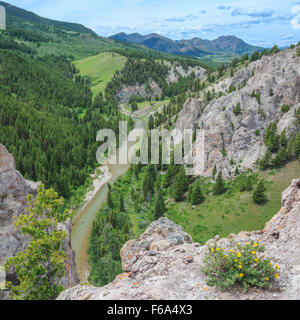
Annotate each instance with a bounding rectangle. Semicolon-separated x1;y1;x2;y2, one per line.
110;32;262;58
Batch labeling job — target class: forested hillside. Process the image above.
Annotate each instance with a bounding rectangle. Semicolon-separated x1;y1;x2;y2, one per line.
0;40;123;198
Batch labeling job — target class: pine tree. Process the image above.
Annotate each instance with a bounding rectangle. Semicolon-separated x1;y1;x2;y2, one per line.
246;177;253;192
5;185;68;300
164;165;173;187
274;146;286;166
233;102;241;115
119;193;125;212
191;183;205;205
259;150;272;170
280;130;287;147
107;189;114;209
154;189;166;219
187;184;193;203
253;180;267;204
212;165;217;179
286;137;295;160
148;115;154;130
173;167;187;202
213;172;225;195
295;131;300;157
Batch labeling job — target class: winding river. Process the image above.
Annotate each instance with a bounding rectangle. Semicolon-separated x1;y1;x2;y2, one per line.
71;117;145;282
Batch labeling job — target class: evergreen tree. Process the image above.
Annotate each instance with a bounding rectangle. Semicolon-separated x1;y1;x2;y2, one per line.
213;172;225;195
164;165;173;187
253;180;267;204
295;131;300;157
119;193;125;212
212;165;217;179
191;183;205;205
259;150;272;170
107;189;114;209
173;167;187;202
233;102;241;115
286;137;295;160
148;115;154;130
5;185;68;300
187;184;193;203
280;130;287;147
274;146;286;166
154;189;166;219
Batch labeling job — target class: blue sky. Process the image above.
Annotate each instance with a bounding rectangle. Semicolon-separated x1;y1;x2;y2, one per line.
6;0;300;47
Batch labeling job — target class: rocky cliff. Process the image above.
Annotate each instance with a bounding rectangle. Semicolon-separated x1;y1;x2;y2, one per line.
0;144;78;298
58;179;300;300
175;46;300;178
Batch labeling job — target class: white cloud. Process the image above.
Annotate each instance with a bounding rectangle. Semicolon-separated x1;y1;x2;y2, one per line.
291;5;300;29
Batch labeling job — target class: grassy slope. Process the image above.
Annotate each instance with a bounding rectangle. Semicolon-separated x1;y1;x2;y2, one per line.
167;161;300;245
74;52;127;96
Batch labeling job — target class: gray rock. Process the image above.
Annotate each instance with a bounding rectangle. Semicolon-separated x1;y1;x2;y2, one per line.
175;47;300;178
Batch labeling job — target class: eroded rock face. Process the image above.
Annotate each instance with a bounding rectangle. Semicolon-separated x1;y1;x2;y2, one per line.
0;144;78;297
175;47;300;178
115;80;162;104
58;179;300;300
0;144;38;266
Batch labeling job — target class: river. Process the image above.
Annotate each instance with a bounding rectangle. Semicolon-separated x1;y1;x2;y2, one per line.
71;117;145;282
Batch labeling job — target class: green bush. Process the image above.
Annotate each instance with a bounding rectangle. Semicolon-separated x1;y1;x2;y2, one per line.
281;104;290;113
297;47;300;57
202;241;279;292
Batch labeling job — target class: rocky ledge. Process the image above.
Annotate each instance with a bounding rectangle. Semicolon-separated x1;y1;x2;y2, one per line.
58;179;300;300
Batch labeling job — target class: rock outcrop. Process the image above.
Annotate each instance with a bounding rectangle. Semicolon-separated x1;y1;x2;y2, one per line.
115;80;162;104
175;46;300;178
0;144;79;298
58;179;300;300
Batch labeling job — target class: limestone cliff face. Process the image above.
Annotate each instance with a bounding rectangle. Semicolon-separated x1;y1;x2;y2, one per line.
58;179;300;300
0;144;79;298
175;47;300;178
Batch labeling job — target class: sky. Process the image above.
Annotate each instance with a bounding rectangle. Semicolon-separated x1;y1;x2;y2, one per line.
5;0;300;47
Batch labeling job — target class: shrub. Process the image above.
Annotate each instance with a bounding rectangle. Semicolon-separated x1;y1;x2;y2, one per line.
202;241;279;292
297;47;300;57
281;104;290;113
233;102;241;115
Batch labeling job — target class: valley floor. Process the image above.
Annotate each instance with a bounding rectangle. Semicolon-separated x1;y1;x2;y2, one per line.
168;161;300;244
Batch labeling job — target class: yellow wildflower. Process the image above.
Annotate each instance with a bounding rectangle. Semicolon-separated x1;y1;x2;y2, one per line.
276;264;280;270
211;248;215;253
237;252;242;258
251;251;256;255
216;248;220;251
240;273;244;278
245;242;250;245
230;249;234;253
266;277;269;281
234;259;238;263
255;258;259;263
254;243;258;247
224;255;228;258
238;265;243;269
275;274;279;279
237;243;241;246
269;262;273;266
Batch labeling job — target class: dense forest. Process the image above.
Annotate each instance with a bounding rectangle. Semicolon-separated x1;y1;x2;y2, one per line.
0;44;123;198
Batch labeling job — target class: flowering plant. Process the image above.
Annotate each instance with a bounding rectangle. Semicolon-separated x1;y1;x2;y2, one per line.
202;241;279;292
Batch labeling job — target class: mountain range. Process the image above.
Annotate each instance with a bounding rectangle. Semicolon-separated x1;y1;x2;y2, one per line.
110;32;262;58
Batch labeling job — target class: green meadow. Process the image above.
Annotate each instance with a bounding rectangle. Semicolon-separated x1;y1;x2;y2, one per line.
167;161;300;244
74;52;127;96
